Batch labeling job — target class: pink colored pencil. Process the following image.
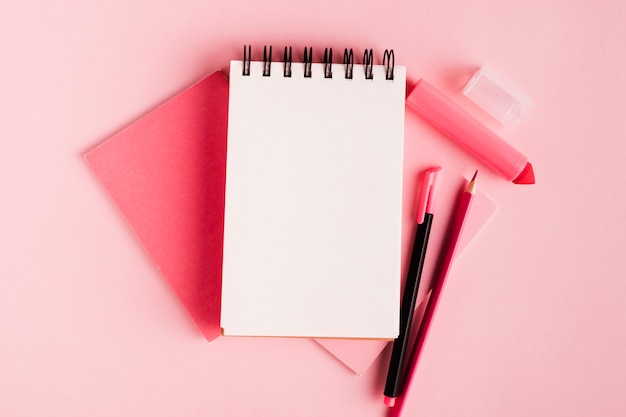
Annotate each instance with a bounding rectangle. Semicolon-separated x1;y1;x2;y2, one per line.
389;171;478;417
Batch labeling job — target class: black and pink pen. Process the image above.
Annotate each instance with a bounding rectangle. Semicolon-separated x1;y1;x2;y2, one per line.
383;166;441;407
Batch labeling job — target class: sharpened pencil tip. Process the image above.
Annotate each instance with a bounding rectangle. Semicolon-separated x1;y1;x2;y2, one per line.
467;171;477;194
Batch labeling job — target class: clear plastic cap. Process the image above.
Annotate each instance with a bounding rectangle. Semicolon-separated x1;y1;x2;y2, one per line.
463;66;532;125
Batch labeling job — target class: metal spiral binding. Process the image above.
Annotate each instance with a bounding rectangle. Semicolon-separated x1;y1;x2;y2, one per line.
323;48;333;78
262;45;272;77
283;46;292;78
363;49;373;80
303;47;313;78
243;45;251;76
343;48;354;79
241;46;395;80
383;49;394;80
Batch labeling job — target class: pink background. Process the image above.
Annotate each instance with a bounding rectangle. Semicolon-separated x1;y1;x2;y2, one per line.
2;0;625;416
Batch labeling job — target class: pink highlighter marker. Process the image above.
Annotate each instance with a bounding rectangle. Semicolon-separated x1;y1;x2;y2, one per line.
406;80;535;184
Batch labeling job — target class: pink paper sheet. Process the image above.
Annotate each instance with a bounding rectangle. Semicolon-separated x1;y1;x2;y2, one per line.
85;71;229;342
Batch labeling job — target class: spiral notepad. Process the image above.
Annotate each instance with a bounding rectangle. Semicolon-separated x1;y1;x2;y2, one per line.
221;46;406;339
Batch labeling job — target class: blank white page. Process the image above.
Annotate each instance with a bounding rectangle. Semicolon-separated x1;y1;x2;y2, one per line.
221;59;406;339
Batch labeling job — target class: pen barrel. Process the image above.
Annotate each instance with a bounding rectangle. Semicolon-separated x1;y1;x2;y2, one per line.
384;213;433;398
406;80;527;182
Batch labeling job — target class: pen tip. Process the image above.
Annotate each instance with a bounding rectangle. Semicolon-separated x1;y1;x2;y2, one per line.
384;396;396;407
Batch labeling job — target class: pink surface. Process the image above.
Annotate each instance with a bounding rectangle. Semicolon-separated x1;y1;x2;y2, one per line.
84;71;228;342
2;1;626;417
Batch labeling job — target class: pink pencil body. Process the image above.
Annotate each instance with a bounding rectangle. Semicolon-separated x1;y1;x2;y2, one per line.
389;173;477;417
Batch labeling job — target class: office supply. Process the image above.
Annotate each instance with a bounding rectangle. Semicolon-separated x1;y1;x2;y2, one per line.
463;66;533;125
390;171;478;417
384;166;441;406
83;66;497;369
85;71;229;342
83;58;496;368
221;46;406;339
315;143;497;375
406;79;535;184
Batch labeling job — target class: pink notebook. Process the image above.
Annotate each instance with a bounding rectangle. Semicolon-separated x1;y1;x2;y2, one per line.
85;71;228;342
85;71;497;372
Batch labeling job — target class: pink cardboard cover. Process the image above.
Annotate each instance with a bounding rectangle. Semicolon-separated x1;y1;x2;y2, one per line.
85;71;229;342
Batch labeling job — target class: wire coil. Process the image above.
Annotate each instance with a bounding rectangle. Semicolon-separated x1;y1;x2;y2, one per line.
241;45;396;80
